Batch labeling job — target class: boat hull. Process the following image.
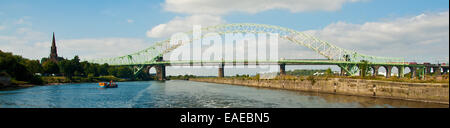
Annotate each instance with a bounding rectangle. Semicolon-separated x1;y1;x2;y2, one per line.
99;82;118;88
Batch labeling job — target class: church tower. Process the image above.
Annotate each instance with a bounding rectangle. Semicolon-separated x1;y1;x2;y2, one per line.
49;32;59;62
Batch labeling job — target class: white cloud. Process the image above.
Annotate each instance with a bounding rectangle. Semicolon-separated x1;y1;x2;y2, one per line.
0;26;5;31
0;32;48;60
302;11;449;62
146;14;225;38
0;16;152;61
1;36;150;61
127;19;134;23
163;0;361;15
151;11;449;63
149;0;361;39
0;25;150;60
39;38;150;60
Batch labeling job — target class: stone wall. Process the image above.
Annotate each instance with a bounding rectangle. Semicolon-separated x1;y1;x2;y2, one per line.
190;78;449;104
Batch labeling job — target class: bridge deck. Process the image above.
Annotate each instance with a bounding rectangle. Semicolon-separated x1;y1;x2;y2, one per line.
110;60;439;67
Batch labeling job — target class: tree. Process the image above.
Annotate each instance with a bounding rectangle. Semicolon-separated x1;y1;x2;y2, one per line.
0;54;31;81
42;61;60;75
25;60;43;74
358;60;371;77
1;50;41;84
71;56;83;76
58;60;76;79
325;68;333;76
86;63;99;76
108;67;118;76
98;63;109;76
116;67;133;78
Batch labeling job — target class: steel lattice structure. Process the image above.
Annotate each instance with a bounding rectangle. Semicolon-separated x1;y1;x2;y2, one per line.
88;23;406;75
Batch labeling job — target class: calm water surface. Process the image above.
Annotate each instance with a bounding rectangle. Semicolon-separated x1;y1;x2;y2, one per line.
0;80;447;108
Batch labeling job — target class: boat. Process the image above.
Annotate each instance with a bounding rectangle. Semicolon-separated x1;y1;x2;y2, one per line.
99;81;118;88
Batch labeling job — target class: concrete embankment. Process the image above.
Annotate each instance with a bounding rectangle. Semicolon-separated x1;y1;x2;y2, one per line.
190;78;449;104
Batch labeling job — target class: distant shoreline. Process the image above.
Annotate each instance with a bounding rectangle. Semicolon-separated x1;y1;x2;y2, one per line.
0;76;135;90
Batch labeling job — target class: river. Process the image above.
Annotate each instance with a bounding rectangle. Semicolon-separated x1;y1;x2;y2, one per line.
0;80;447;108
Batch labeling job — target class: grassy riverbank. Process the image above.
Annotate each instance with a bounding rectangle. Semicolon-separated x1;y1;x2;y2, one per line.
41;75;128;84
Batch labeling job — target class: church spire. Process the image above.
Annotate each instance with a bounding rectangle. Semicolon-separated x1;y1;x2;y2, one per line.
50;32;58;62
52;32;56;48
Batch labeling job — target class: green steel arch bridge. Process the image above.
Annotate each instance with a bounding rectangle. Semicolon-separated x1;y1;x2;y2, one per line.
88;23;448;80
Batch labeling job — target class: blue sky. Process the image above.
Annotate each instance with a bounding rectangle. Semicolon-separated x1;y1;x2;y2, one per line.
1;0;448;39
0;0;449;75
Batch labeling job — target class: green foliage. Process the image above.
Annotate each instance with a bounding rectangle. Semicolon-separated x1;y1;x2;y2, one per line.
0;50;41;84
108;67;118;76
233;74;251;79
1;50;137;86
85;63;99;76
42;61;59;74
358;60;371;77
286;69;327;76
325;68;333;76
98;63;109;76
168;75;197;80
307;76;316;85
24;60;43;74
58;60;74;79
255;74;260;80
116;66;133;78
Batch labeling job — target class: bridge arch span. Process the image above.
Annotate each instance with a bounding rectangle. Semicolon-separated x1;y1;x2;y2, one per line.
89;23;408;77
89;23;403;66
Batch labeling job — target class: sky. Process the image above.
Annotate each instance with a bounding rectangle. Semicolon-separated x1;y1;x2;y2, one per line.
0;0;449;75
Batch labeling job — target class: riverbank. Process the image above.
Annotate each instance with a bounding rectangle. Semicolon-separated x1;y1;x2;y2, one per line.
0;75;131;90
190;77;449;104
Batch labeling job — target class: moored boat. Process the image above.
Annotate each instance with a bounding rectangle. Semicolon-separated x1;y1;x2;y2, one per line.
99;81;118;88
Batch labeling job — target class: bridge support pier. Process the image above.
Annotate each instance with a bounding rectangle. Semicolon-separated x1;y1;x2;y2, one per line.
141;65;153;80
425;66;432;75
340;67;346;76
155;56;166;81
280;64;286;76
433;65;441;76
397;66;404;78
218;64;224;78
418;67;425;80
156;65;166;81
409;67;417;79
384;66;392;78
372;66;380;77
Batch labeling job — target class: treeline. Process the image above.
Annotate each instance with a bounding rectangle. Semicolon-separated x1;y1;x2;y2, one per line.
1;50;134;85
40;56;133;79
168;75;197;80
1;50;43;84
285;69;330;76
